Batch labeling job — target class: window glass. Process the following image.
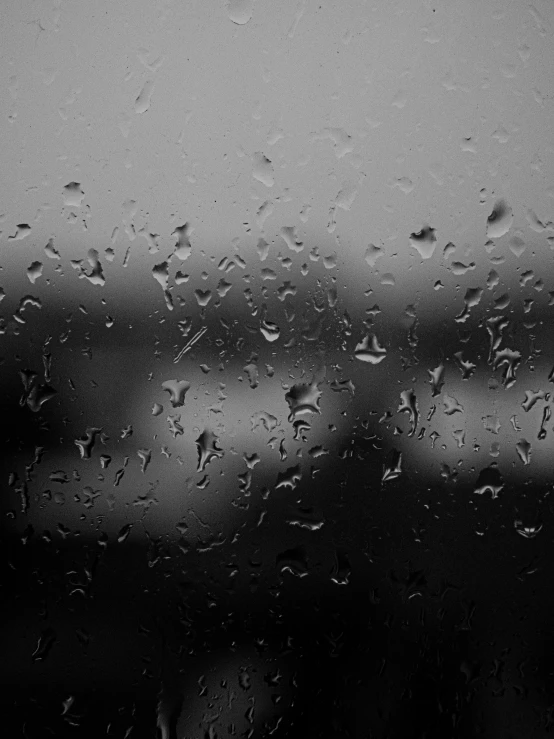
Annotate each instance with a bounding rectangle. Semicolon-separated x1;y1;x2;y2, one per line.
2;1;554;736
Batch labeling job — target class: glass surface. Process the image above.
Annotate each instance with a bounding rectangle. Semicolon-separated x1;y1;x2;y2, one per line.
1;1;554;736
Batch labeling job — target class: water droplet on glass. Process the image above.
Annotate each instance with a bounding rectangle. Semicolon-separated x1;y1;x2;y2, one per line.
473;465;504;498
486;198;513;239
227;0;254;25
26;261;43;284
443;393;464;415
260;317;280;342
516;439;532;465
8;223;32;241
428;364;445;397
514;520;542;539
32;628;57;662
117;523;133;544
252;152;274;187
134;78;155;114
354;334;387;364
74;427;102;459
280;226;303;253
409;225;437;259
172;223;192;260
398;389;419;437
276;464;302;491
196;429;224;472
285;383;321;421
194;289;212;307
382;448;403;482
276;545;309;578
62;182;85;207
161;379;191;408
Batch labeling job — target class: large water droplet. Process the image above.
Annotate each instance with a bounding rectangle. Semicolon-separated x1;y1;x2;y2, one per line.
486;198;513;239
514;519;542;539
260;317;280;342
26;261;43;284
382;448;402;482
252;152;274;187
516;438;532;465
161;379;191;408
354;334;387;364
409;225;437;259
8;223;31;241
428;364;445;397
276;545;309;578
196;429;224;472
275;464;302;491
473;465;504;498
62;182;85;207
227;0;254;25
398;389;419;437
285;383;322;421
280;226;303;253
172;223;192;260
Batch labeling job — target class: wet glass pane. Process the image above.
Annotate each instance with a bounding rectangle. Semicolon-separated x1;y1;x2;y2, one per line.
2;1;554;736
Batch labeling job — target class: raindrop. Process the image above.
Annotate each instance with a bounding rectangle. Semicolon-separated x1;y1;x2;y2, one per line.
227;0;255;25
32;628;57;662
8;223;31;241
516;439;531;465
382;448;402;482
538;405;550;440
44;238;60;259
354;334;387;364
256;237;271;261
280;226;303;253
74;428;102;459
521;389;547;412
428;364;445;397
196;429;224;472
134;78;155;114
486;198;513;239
276;465;302;491
161;379;191;408
62;182;85;207
251;411;279;433
443;393;464;415
194;289;212;307
482;415;501;434
243;361;259;389
285;383;322;421
137;448;152;473
252;152;274;187
172;223;192;260
514;520;542;539
276;545;309;578
167;414;184;438
330;549;351;585
117;523;133;543
508;235;526;258
409;225;437;259
398;389;419;436
217;278;232;297
26;261;43;284
260;317;280;342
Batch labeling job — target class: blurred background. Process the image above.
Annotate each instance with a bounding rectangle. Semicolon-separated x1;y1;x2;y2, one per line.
1;0;554;736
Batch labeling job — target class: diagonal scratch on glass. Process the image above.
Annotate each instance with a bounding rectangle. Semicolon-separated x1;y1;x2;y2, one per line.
173;325;208;363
